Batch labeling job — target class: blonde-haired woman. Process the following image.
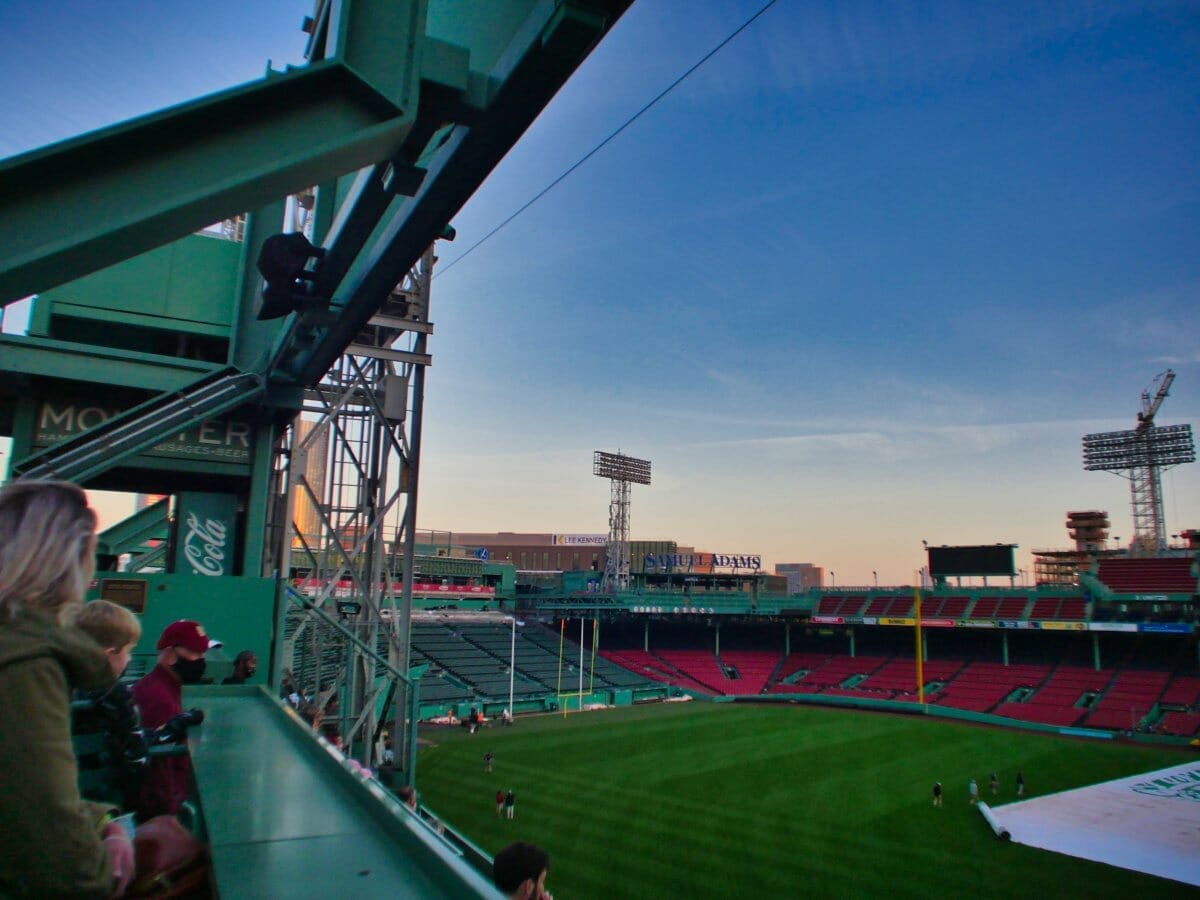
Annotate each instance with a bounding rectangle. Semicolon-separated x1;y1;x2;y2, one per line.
0;480;135;897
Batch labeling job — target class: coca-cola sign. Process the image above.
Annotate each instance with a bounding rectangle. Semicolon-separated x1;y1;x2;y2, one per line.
183;511;227;576
174;492;237;577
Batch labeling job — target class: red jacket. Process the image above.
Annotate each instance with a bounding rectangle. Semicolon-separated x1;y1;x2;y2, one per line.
132;663;190;818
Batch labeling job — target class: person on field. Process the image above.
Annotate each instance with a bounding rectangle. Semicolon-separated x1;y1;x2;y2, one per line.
932;782;942;807
968;777;978;805
496;789;505;817
484;750;494;773
990;772;999;796
504;789;516;820
493;841;552;900
1016;771;1025;797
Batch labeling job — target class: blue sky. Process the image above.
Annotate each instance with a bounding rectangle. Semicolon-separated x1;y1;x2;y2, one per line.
2;1;1197;584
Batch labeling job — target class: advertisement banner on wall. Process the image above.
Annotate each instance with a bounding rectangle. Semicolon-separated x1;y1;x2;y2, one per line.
34;400;253;464
551;534;608;545
174;492;238;577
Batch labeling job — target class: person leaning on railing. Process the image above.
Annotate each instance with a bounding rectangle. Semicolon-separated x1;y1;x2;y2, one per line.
0;480;135;898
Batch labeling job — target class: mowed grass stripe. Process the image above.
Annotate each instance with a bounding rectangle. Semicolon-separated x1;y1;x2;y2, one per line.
416;703;1194;899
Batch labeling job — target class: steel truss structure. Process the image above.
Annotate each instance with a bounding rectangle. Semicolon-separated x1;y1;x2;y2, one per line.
593;450;652;592
1083;371;1195;554
273;246;436;780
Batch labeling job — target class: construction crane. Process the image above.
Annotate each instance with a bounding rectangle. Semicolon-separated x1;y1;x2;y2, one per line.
1083;369;1195;554
1137;369;1175;432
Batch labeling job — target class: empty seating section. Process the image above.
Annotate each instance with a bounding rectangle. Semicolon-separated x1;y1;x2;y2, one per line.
816;596;841;615
937;597;970;618
984;662;1080;724
1028;598;1059;620
865;596;889;616
838;596;867;616
933;662;1051;714
858;658;964;698
969;598;998;619
1096;557;1197;594
601;649;720;696
772;652;832;688
1058;597;1087;619
720;651;782;695
992;702;1084;727
410;619;1200;741
412;622;657;706
1160;675;1200;707
1083;669;1170;729
1158;711;1200;736
994;596;1029;618
780;656;889;700
817;592;1097;623
657;650;737;694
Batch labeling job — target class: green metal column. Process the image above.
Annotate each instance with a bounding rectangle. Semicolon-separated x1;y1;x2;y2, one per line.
241;420;279;576
785;623;791;655
644;619;649;652
849;627;855;658
229;202;288;371
6;397;38;472
922;632;928;661
1002;631;1009;666
715;622;720;656
1093;633;1101;670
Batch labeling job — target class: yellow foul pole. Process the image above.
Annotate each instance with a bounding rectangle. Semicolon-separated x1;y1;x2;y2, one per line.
914;573;925;705
557;618;566;718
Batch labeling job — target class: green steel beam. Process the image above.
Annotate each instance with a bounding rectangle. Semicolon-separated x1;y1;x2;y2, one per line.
96;497;170;558
288;1;632;384
0;335;221;392
12;367;264;483
0;61;412;306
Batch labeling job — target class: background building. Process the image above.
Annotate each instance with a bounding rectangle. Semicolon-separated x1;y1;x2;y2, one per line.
776;563;823;593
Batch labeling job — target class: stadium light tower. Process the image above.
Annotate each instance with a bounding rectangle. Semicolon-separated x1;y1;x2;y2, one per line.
1083;370;1195;554
593;450;651;592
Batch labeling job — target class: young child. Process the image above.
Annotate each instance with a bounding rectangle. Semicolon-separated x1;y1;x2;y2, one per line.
75;600;141;679
72;601;149;807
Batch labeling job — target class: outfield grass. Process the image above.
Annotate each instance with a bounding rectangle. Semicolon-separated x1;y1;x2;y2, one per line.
416;701;1196;899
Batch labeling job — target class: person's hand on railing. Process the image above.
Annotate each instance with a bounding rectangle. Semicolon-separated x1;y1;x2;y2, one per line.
151;708;205;744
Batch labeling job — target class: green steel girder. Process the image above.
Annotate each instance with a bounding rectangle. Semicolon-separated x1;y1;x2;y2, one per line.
287;1;631;384
96;496;170;558
12;367;264;483
0;335;221;392
0;61;412;306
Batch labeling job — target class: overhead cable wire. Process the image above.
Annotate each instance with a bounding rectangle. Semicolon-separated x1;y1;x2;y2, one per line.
435;0;782;278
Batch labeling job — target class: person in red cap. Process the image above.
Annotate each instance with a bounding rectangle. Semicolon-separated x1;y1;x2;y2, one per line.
131;620;219;819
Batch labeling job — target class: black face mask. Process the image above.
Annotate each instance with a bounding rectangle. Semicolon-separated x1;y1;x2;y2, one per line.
171;657;207;684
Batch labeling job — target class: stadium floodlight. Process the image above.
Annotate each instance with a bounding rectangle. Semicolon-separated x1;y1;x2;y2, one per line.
593;450;652;485
1083;422;1195;553
593;450;652;592
1082;424;1195;471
